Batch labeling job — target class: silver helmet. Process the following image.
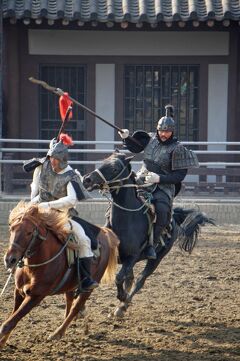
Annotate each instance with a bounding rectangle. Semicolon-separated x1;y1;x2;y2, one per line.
157;105;175;132
47;138;68;169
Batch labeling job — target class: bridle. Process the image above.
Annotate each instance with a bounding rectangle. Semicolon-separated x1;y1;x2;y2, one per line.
10;216;48;259
93;157;133;189
9;216;71;268
91;157;152;212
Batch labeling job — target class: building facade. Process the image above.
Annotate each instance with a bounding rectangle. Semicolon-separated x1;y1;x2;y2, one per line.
1;1;240;184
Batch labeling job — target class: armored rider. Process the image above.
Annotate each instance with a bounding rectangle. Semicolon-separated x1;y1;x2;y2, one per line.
119;105;199;260
29;134;99;294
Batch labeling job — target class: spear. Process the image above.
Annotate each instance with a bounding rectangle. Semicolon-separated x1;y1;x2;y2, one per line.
0;271;14;298
56;105;72;142
29;77;124;134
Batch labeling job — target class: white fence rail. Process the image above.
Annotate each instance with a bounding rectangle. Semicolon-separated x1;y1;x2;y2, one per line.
1;139;240;165
0;139;240;196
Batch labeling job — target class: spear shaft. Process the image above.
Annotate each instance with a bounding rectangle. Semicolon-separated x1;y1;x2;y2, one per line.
29;77;124;133
0;271;13;297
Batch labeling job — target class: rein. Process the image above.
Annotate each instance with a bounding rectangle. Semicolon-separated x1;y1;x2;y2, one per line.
19;233;73;268
95;156;152;212
101;189;151;212
10;224;48;259
10;214;71;269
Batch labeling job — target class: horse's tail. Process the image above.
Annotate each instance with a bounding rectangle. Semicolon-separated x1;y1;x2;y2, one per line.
99;227;119;284
173;207;215;254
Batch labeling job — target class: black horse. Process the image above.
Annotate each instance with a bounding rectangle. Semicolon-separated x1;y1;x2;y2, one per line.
83;151;214;317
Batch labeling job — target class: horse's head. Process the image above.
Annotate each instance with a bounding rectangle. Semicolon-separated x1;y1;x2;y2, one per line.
4;203;43;270
83;151;134;191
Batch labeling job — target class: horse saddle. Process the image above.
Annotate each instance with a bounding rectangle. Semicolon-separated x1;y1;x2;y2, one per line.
66;236;100;267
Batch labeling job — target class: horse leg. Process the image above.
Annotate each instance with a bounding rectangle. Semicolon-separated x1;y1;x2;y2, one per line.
124;269;134;294
115;240;175;317
64;291;75;319
112;268;134;319
127;238;175;305
114;257;164;318
12;288;24;312
0;294;44;348
116;257;137;302
48;292;91;340
0;289;25;347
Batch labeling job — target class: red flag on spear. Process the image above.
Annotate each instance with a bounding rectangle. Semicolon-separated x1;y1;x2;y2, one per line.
57;93;73;141
59;92;73;121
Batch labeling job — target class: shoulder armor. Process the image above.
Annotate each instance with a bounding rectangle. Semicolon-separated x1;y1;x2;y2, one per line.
71;169;91;201
124;131;150;153
172;145;199;170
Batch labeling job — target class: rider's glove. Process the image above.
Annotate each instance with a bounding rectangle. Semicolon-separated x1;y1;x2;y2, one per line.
38;202;50;210
118;129;129;139
144;172;160;184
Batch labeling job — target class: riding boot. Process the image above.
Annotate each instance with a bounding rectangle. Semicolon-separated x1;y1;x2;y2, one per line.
145;213;167;260
75;257;99;296
149;217;167;257
153;225;166;249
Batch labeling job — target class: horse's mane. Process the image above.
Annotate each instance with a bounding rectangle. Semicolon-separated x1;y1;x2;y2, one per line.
107;150;127;161
106;151;133;173
9;201;70;241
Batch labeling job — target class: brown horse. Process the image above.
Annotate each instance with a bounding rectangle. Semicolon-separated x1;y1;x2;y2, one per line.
0;201;119;347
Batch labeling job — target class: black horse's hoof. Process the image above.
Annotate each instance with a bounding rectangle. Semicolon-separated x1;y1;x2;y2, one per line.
145;246;157;260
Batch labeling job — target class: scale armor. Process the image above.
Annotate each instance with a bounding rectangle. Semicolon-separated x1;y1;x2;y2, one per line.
39;160;89;204
172;145;199;170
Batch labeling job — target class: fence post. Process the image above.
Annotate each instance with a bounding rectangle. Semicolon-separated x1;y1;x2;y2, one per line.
2;153;14;194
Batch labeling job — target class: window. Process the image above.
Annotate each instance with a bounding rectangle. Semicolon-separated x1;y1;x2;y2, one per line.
39;65;87;171
124;65;199;141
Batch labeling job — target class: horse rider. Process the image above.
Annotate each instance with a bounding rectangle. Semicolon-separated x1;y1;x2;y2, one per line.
28;135;99;294
118;105;199;260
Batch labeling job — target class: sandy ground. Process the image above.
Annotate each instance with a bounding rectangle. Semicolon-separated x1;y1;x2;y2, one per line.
0;224;239;361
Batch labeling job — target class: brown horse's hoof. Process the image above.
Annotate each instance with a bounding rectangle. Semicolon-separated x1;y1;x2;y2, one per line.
48;331;63;341
0;334;10;348
74;308;87;321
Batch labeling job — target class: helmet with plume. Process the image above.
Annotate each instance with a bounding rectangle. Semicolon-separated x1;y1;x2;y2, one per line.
157;105;175;132
47;133;73;170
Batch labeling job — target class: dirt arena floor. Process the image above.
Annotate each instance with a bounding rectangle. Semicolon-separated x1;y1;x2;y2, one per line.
0;224;239;361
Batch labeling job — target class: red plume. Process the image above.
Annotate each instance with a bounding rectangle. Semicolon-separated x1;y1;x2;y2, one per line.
59;93;73;121
59;133;73;146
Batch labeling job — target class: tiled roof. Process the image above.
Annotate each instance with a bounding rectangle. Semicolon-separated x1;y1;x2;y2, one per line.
3;1;240;24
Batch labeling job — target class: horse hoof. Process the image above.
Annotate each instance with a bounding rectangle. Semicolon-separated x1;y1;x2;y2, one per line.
48;332;62;341
113;307;125;318
107;310;115;319
74;308;86;321
0;331;10;348
0;336;8;349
